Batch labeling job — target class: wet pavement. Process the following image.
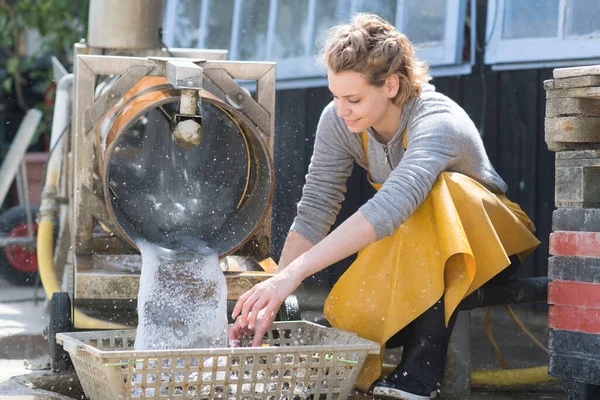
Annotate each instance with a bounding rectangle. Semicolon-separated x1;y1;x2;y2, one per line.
0;278;566;399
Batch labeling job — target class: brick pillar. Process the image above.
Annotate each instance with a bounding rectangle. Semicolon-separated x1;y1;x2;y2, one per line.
544;65;600;399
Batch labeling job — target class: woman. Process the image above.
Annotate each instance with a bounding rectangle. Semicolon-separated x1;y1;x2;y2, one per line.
230;13;539;400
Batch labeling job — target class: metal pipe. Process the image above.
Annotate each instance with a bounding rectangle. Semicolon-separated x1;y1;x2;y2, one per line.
50;74;72;150
459;277;549;311
0;237;36;247
15;161;25;206
19;161;34;239
87;0;163;50
45;74;73;197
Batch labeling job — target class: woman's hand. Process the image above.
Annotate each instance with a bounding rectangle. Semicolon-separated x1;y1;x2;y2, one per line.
230;267;303;346
229;308;277;347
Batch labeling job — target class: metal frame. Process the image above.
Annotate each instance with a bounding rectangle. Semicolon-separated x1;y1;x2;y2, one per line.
163;0;473;82
70;44;276;301
485;0;600;68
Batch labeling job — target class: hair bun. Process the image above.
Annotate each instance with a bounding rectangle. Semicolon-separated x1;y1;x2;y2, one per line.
321;13;431;107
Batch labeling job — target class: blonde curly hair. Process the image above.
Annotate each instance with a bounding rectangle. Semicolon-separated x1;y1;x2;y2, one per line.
321;13;431;107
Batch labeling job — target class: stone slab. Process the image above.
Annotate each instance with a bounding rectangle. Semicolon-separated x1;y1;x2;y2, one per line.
545;116;600;143
554;75;600;90
553;208;600;232
556;150;600;160
549;352;600;386
548;280;600;308
555;165;600;207
549;329;600;365
545;116;600;151
546;98;600;118
544;79;555;90
549;304;600;334
548;256;600;283
549;231;600;258
547;142;600;152
554;65;600;79
562;380;600;400
545;86;600;100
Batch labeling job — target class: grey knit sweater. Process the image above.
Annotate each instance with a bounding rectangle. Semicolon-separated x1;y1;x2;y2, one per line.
290;84;508;244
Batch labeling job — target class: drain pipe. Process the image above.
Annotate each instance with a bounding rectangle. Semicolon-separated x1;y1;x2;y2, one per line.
37;74;127;329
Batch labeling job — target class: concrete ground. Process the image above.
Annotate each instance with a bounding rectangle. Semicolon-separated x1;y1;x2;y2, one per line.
0;278;78;399
0;277;565;399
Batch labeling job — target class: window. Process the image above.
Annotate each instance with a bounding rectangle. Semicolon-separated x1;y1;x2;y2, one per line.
484;0;600;69
163;0;473;86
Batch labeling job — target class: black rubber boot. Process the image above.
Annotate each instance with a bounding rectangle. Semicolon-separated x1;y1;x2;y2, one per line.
374;297;458;399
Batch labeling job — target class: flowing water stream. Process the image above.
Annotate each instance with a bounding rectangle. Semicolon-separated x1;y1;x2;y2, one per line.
134;240;228;350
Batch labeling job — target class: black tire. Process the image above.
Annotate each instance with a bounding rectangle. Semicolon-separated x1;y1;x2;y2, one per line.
49;292;73;372
0;206;40;286
277;294;301;321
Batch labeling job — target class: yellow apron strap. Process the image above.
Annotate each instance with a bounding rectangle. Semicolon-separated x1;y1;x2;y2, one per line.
360;131;369;161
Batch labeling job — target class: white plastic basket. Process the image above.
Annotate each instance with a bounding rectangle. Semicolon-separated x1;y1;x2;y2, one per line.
57;321;379;400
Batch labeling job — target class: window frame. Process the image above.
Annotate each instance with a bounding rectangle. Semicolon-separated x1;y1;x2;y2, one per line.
484;0;600;69
163;0;474;86
396;0;468;67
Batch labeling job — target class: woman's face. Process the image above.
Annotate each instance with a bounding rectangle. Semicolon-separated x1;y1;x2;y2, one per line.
328;69;398;134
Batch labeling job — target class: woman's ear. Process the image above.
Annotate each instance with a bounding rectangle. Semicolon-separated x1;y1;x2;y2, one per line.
385;74;400;99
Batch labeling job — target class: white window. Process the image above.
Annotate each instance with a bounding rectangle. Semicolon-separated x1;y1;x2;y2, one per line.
163;0;473;87
484;0;600;70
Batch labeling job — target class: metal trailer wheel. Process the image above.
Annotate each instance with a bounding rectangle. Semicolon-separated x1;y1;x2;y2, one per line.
49;292;73;372
0;206;40;285
276;294;301;321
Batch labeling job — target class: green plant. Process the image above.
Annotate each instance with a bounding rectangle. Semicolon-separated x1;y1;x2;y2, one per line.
0;0;89;146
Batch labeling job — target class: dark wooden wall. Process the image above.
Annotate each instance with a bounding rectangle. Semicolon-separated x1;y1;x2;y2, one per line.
271;68;556;288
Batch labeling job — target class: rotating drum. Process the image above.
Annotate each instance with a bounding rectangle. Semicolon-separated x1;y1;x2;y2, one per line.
97;77;273;256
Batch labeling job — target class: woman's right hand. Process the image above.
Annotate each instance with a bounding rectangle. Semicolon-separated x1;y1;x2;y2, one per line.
229;266;304;346
229;308;277;347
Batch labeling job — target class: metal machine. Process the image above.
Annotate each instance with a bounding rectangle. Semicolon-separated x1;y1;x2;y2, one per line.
66;48;278;306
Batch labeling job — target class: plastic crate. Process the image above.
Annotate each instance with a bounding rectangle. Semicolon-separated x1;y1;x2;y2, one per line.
57;321;379;400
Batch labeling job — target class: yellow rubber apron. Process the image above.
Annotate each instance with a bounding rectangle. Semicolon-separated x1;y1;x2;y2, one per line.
323;130;540;391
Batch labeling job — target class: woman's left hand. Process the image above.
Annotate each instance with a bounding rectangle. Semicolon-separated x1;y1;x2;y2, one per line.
231;266;303;337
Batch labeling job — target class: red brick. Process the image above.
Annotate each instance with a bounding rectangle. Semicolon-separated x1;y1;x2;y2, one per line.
549;231;600;257
549;280;600;308
549;305;600;334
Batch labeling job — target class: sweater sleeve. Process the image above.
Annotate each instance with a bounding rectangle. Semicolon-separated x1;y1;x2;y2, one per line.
358;104;462;240
290;104;356;244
